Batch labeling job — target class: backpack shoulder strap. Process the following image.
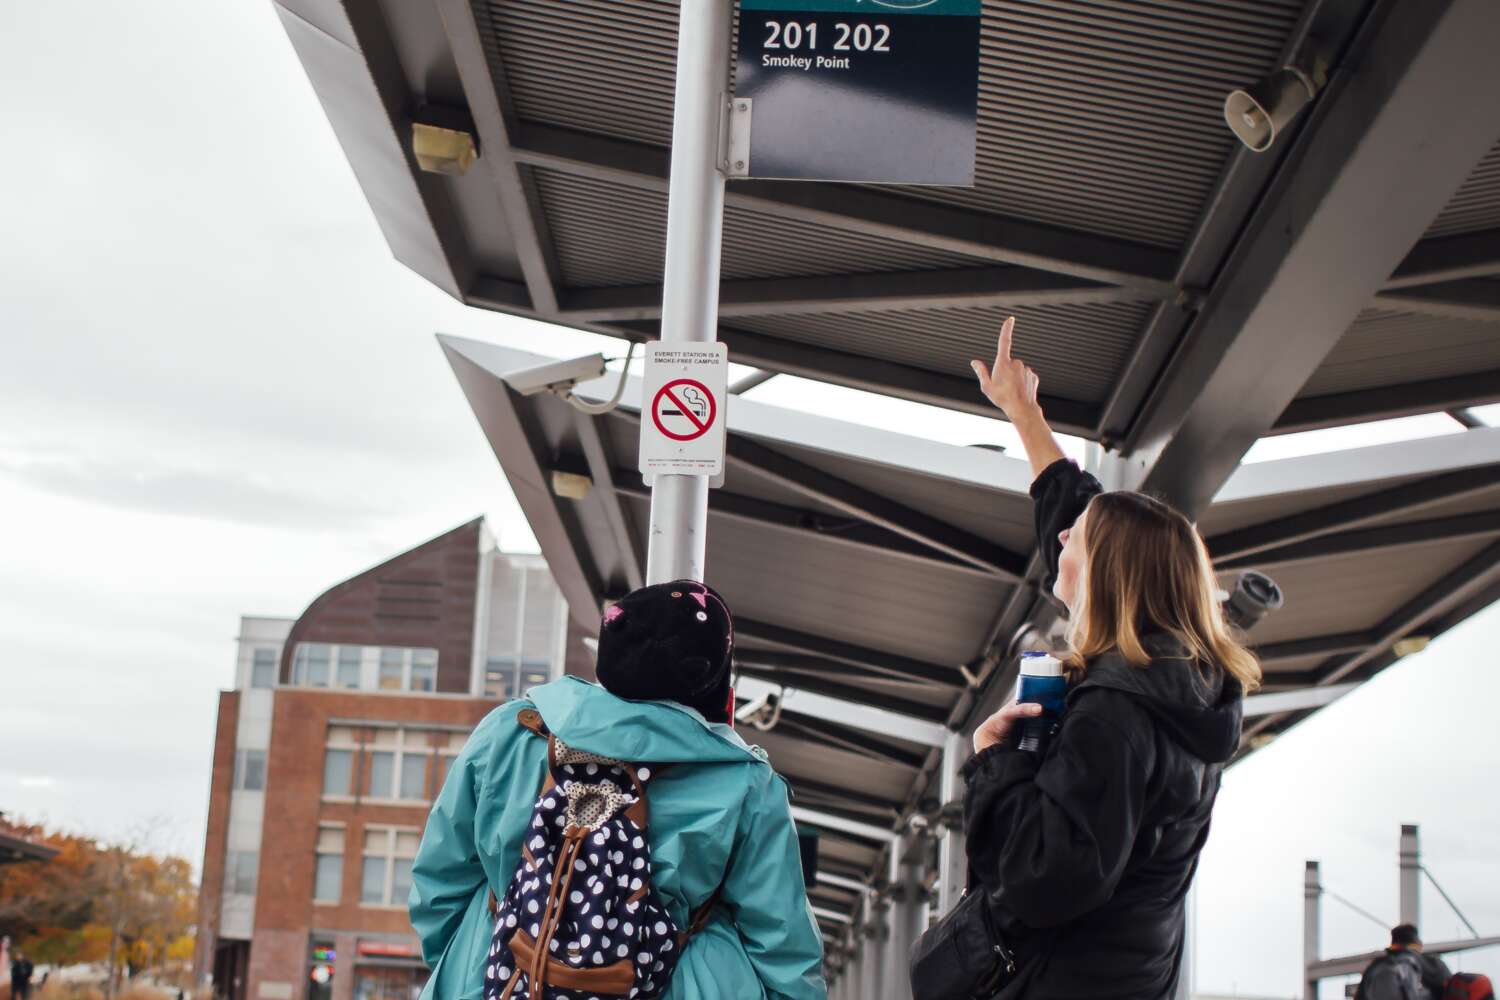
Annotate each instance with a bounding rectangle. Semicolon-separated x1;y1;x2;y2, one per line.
490;707;557;918
516;706;549;737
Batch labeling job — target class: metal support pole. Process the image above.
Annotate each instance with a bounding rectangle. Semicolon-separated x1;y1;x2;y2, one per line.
1305;861;1322;1000
864;917;882;1000
1400;824;1420;929
936;730;968;915
882;836;926;1000
645;0;730;584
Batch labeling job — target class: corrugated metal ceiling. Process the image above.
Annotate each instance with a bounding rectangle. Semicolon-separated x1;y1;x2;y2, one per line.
730;299;1155;404
1425;139;1500;239
534;168;983;287
480;0;1306;251
1299;306;1500;399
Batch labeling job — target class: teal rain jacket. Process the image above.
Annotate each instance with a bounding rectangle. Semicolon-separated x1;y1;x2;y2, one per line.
409;677;826;1000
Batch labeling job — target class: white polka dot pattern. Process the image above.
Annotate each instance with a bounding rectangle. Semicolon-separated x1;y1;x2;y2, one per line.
483;747;684;999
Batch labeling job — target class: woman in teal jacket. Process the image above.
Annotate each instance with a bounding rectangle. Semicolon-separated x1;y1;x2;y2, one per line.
408;581;826;1000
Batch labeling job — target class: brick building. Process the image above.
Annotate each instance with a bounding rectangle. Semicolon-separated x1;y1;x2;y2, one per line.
195;519;591;1000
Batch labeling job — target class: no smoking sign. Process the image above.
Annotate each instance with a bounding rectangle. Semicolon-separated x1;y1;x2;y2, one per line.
638;342;728;483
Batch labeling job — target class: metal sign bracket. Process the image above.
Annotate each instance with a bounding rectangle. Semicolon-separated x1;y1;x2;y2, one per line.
724;96;752;178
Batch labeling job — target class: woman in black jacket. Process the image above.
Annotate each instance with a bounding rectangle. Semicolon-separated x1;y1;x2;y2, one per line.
961;317;1262;999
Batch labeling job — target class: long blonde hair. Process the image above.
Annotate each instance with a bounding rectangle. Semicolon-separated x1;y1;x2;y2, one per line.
1063;491;1261;693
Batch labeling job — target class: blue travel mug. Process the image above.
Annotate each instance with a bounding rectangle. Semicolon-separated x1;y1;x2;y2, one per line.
1016;652;1067;752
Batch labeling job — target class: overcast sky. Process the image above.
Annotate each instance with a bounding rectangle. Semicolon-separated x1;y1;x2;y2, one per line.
1;2;1496;997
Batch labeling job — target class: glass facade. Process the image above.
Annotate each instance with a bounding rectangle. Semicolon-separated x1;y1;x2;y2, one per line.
234;750;266;791
323;749;353;797
313;827;343;903
337;646;362;689
483;557;564;700
360;828;420;905
250;648;276;689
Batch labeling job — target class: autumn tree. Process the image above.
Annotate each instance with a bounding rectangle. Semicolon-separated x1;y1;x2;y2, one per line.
0;818;196;990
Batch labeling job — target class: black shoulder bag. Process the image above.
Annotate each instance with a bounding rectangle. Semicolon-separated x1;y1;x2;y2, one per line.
909;884;1017;1000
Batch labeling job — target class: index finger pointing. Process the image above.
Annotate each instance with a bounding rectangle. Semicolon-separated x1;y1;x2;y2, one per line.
997;315;1016;366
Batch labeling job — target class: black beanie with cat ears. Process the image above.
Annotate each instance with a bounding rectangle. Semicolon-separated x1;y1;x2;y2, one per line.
595;580;734;723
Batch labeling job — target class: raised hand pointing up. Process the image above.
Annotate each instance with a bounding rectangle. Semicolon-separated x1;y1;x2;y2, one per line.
970;315;1040;421
971;315;1064;479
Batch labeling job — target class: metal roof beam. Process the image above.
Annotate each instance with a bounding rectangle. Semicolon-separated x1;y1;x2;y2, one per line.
710;325;1101;438
509;122;1177;294
272;0;474;299
738;648;963;691
1273;369;1500;433
735;664;951;727
1317;538;1500;685
727;436;1028;580
1119;0;1500;516
787;778;903;819
1209;464;1500;563
737;617;964;687
790;806;899;845
1384;228;1500;289
735;675;948;747
434;0;560;314
611;474;999;581
1245;573;1500;743
1372;277;1500;322
558;267;1142;323
1242;683;1359;718
572;419;644;594
1255;632;1374;663
1097;0;1372;444
1219;509;1500;569
770;714;928;770
440;339;604;625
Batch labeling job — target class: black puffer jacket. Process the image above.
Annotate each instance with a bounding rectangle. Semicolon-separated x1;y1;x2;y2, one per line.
961;459;1244;999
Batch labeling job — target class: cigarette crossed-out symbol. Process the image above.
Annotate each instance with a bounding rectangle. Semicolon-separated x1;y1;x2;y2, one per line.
652;378;717;442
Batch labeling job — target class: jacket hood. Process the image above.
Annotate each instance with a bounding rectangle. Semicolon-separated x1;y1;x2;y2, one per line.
526;675;762;765
1069;634;1243;764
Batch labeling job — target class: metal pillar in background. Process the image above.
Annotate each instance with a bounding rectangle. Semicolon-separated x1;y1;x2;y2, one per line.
936;729;968;915
882;835;926;1000
644;0;730;585
862;904;888;999
1304;861;1322;1000
1400;824;1421;929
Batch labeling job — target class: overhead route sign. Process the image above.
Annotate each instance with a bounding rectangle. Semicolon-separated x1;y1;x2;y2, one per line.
733;0;980;185
638;342;728;484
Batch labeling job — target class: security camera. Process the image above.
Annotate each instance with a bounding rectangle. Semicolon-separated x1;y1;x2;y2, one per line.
502;353;607;397
1225;57;1326;152
1222;570;1284;632
735;691;782;731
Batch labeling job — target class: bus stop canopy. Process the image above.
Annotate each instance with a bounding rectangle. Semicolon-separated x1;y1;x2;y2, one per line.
275;0;1500;490
272;0;1500;961
439;334;1500;936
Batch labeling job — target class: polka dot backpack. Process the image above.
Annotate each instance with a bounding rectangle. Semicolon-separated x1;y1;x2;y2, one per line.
483;708;718;1000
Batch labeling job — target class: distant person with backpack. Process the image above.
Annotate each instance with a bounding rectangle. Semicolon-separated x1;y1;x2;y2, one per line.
409;580;825;1000
1355;925;1451;1000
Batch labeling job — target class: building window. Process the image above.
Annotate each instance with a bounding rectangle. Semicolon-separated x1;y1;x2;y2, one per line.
410;649;437;692
250;648;277;689
375;646;441;692
324;748;354;797
363;729;431;803
483;658;553;702
293;643;332;687
233;749;267;791
227;850;258;895
313;826;344;903
337;647;362;689
360;828;419;906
